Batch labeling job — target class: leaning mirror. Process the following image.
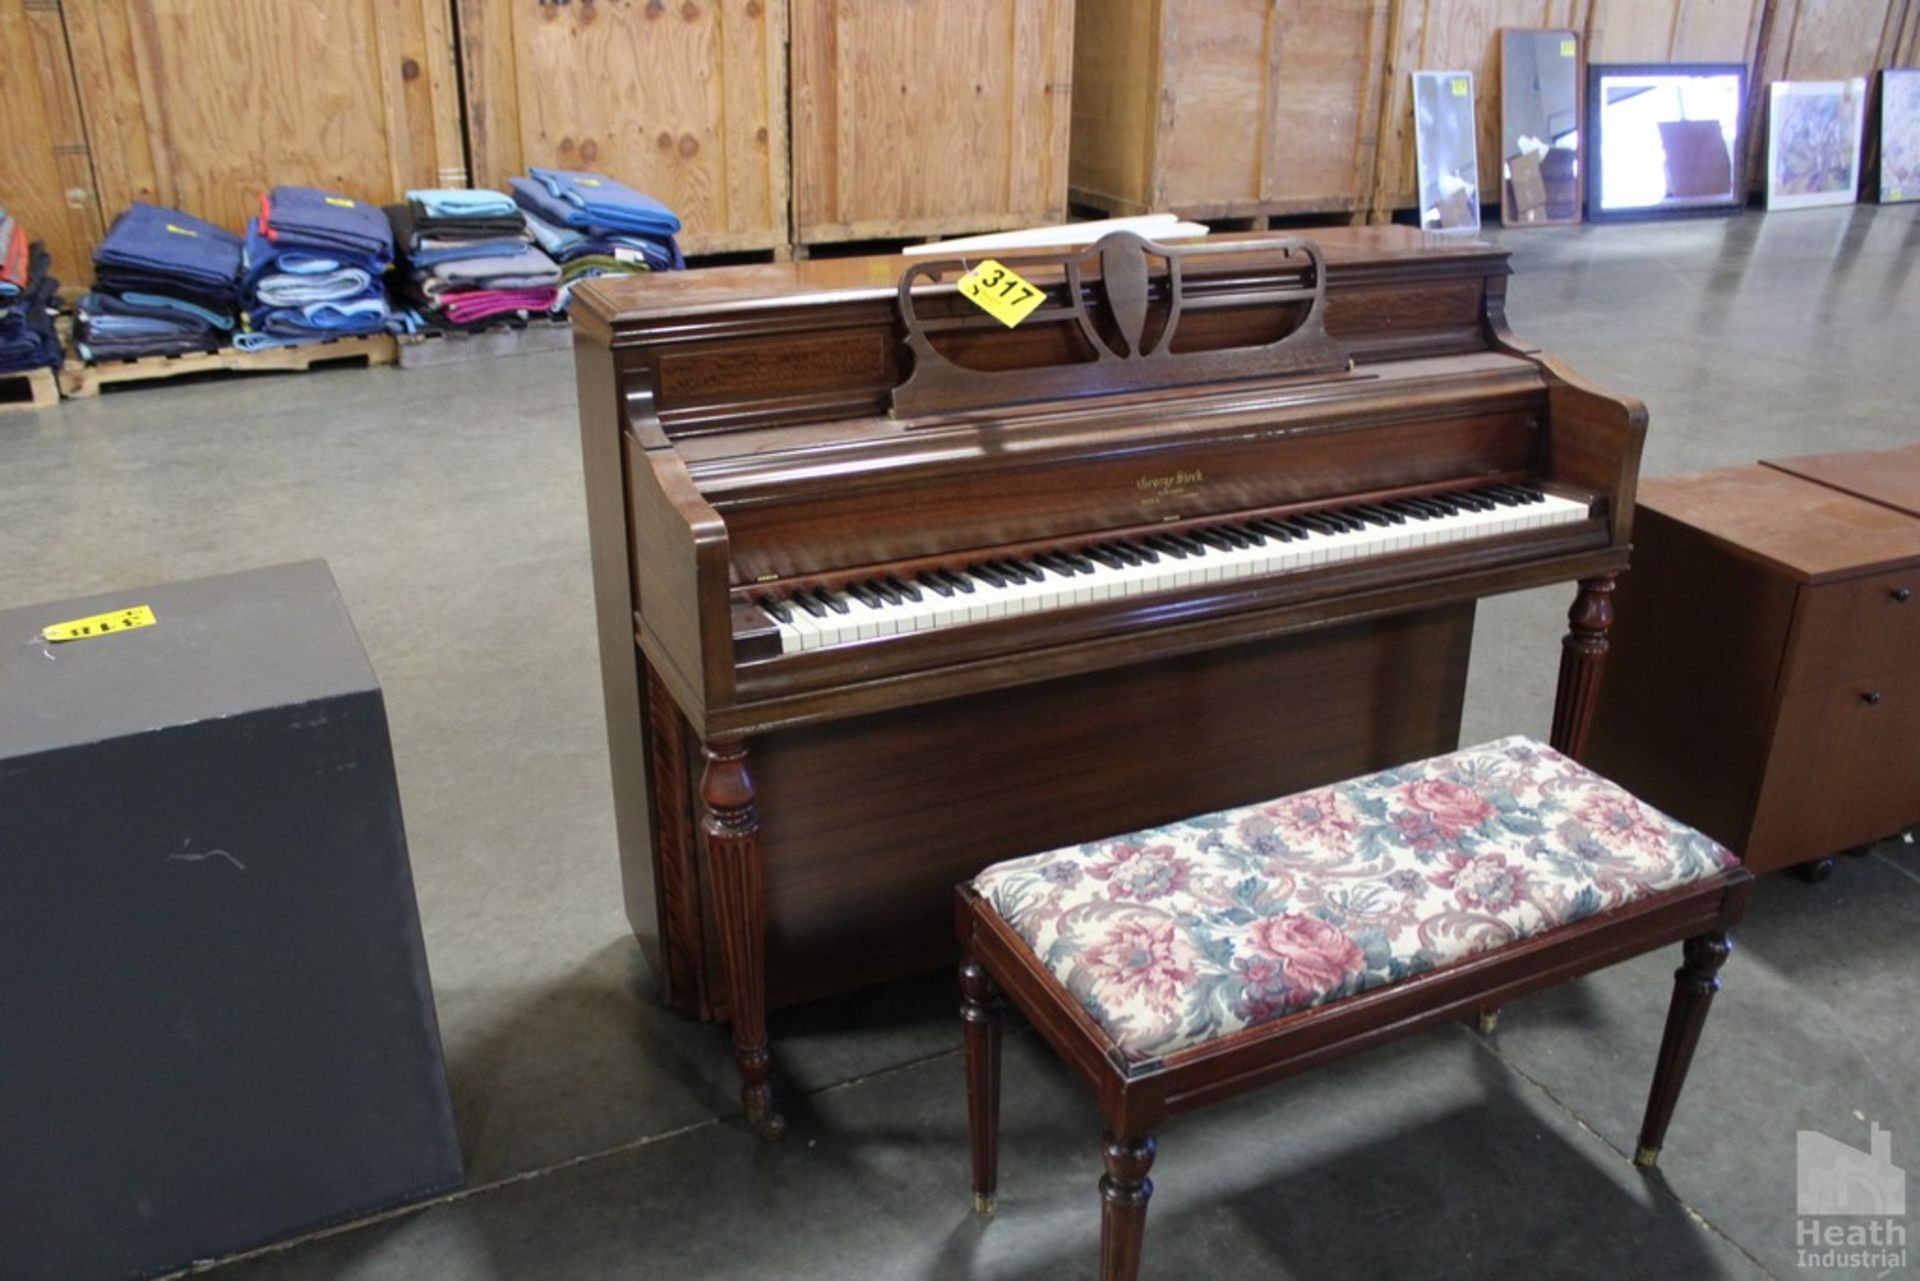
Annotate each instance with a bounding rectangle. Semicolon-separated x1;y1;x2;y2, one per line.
1501;30;1582;226
1587;63;1746;220
1413;71;1482;234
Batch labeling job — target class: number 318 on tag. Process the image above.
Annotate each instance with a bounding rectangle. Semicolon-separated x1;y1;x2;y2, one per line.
957;260;1046;328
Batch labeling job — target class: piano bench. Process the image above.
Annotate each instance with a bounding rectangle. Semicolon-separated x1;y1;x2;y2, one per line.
954;736;1753;1281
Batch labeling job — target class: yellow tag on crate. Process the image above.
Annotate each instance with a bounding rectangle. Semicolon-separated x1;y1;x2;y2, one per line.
42;605;156;643
1560;38;1576;57
324;196;356;208
164;223;199;237
1451;77;1470;97
956;259;1046;329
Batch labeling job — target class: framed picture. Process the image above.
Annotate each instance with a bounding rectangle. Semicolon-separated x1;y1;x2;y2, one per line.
1766;79;1867;210
1586;63;1746;221
1500;30;1582;227
1413;70;1481;235
1871;68;1920;204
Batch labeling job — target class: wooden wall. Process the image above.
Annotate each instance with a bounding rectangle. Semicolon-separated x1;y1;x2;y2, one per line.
458;0;787;256
0;0;102;287
62;0;464;237
790;0;1074;244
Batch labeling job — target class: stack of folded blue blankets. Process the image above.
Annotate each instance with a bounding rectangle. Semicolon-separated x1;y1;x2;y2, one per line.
77;202;244;361
0;207;61;373
508;168;683;310
385;188;561;329
238;186;397;350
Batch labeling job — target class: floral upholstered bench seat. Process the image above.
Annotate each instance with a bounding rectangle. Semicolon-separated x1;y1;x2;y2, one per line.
954;736;1753;1281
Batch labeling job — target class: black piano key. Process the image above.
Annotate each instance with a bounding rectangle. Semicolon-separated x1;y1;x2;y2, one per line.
794;592;826;618
1452;489;1495;512
1033;552;1078;577
1248;518;1297;541
1000;558;1047;583
1143;535;1190;559
917;571;954;597
971;562;1009;588
816;588;851;615
1351;506;1392;527
758;595;794;623
1191;528;1236;552
1293;512;1342;535
1231;523;1268;545
1084;545;1126;569
886;575;922;602
1121;539;1160;563
867;578;903;605
846;582;884;608
1354;504;1405;525
1163;532;1206;555
1417;494;1460;515
1061;550;1097;572
1383;500;1434;521
1401;496;1450;518
939;568;976;593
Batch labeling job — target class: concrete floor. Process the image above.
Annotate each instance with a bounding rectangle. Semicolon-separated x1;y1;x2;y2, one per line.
3;206;1917;1280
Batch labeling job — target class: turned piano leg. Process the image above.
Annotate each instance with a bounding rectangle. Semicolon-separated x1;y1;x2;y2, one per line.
700;738;785;1140
1550;574;1617;760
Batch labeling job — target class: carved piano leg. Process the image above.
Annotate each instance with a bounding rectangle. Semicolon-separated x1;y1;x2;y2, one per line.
1099;1131;1157;1281
1550;574;1617;760
961;957;1003;1217
1634;932;1732;1168
700;738;784;1140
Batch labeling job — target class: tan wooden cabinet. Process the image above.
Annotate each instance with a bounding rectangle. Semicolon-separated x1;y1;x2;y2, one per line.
1070;0;1393;220
62;0;464;234
0;0;105;289
789;0;1074;247
457;0;788;256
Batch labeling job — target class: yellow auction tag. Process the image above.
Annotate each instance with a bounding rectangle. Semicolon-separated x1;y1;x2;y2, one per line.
1451;77;1470;97
42;604;156;643
956;259;1046;328
1560;38;1576;57
324;196;356;208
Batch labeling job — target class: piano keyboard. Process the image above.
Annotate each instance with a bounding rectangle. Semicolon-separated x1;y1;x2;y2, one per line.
754;485;1590;654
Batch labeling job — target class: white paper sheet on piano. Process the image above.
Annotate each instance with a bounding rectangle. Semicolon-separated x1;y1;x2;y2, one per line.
902;214;1211;257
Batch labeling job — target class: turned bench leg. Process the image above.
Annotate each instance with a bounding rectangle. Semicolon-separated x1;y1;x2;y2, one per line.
1635;931;1733;1168
1100;1132;1157;1281
960;957;1003;1216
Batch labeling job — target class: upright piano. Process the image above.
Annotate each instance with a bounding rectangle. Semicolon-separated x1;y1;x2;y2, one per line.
572;228;1645;1135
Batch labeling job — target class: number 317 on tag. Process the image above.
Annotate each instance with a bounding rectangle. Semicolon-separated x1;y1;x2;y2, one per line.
957;260;1046;328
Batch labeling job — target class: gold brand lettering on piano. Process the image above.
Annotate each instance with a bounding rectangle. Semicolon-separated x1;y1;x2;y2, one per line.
1137;469;1204;494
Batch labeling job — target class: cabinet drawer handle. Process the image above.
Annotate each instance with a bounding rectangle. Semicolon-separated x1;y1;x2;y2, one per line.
1861;690;1883;706
1893;587;1913;603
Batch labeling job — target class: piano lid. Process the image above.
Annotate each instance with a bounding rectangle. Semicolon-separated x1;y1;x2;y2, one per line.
569;226;1506;341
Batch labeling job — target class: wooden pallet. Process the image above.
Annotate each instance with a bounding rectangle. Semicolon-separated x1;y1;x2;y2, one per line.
58;334;399;399
0;366;61;414
396;317;572;370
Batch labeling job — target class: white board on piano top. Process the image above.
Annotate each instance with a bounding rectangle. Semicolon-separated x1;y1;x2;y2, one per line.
903;213;1210;256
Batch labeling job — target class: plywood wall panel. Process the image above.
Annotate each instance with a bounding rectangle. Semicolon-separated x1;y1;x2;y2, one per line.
64;0;463;236
1071;0;1389;218
458;0;787;255
0;0;104;288
1068;0;1161;212
791;0;1072;244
